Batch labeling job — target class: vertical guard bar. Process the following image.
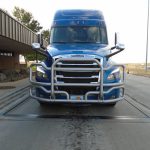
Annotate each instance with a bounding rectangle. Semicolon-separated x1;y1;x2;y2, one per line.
100;58;104;100
51;61;55;99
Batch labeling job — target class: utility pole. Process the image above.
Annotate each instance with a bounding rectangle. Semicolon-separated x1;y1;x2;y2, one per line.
146;0;149;71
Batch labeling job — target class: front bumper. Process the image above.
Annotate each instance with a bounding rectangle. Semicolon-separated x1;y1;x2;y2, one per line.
30;58;125;103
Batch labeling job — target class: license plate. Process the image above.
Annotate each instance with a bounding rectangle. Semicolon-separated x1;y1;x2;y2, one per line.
70;95;83;100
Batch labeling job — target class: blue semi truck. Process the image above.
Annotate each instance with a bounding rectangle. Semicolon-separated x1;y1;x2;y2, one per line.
30;9;125;106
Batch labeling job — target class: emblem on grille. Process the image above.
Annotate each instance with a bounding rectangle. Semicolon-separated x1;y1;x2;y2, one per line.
71;55;84;57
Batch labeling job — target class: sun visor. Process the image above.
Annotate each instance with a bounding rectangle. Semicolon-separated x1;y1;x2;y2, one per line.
52;20;106;27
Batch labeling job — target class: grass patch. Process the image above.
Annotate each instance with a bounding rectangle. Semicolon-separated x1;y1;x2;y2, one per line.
31;66;37;72
126;63;150;77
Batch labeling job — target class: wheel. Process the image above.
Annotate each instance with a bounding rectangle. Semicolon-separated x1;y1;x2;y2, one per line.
106;102;116;107
38;100;57;107
38;101;48;106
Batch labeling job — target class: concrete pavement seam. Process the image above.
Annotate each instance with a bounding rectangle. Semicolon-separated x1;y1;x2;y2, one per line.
125;95;150;118
0;94;30;115
0;85;30;100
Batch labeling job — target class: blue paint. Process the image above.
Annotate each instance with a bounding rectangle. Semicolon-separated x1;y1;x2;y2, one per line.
36;10;123;102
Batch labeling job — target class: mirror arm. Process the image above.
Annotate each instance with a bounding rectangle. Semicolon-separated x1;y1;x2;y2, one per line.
32;47;49;58
110;46;116;50
106;49;124;59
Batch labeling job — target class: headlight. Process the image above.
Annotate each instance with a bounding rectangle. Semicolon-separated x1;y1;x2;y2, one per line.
36;66;48;79
107;74;115;80
107;69;121;80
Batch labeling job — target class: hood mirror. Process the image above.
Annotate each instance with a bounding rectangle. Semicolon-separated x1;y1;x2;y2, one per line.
32;43;40;49
116;43;125;50
32;42;48;58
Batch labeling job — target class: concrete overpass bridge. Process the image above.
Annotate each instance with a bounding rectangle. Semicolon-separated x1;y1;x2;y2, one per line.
0;8;47;71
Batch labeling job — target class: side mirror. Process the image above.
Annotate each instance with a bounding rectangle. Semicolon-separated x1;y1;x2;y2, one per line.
32;43;48;57
106;32;125;58
115;32;118;45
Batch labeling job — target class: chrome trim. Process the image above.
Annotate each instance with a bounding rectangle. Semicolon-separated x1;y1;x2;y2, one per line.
30;89;124;103
56;62;98;66
29;58;125;103
54;67;100;72
54;83;100;87
56;75;99;79
85;86;124;100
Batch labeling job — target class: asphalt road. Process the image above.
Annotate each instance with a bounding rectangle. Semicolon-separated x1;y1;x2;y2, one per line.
0;74;150;150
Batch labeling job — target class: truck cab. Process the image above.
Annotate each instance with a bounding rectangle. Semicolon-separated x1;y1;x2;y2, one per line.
30;9;125;106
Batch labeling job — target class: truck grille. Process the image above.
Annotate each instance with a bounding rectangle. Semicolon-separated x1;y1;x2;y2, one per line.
54;58;101;94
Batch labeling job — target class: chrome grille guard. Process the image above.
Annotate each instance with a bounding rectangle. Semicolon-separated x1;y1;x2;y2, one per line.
30;58;125;103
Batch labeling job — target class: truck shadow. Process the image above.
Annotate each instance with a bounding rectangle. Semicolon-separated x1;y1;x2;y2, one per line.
37;102;120;117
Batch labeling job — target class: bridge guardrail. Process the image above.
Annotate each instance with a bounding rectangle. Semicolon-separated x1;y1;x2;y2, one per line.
0;8;48;48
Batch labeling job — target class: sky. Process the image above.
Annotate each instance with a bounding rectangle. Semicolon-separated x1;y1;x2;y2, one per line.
0;0;150;63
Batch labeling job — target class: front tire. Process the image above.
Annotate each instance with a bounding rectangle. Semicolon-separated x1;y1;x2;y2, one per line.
38;100;48;106
106;102;116;107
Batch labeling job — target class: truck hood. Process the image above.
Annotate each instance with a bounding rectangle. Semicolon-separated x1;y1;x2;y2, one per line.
46;44;110;57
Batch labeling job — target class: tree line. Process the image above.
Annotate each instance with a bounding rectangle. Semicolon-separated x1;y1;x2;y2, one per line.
12;6;50;61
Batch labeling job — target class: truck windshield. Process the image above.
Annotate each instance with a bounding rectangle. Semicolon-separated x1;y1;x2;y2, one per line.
50;26;108;44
